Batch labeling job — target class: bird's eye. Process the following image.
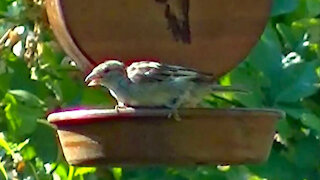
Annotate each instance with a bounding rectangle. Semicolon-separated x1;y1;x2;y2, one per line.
103;69;110;74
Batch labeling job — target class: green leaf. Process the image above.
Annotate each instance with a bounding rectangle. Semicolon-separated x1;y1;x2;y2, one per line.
40;42;64;68
29;120;58;163
275;102;309;119
271;0;299;16
306;0;320;17
5;0;24;19
4;103;39;140
301;113;320;134
166;166;227;180
276;118;295;140
74;167;96;176
57;77;83;106
52;163;69;179
112;167;122;180
0;74;10;97
248;149;300;180
3;90;44;140
3;57;51;99
0;137;12;155
0;0;9;14
289;136;320;169
7;89;45;108
225;166;250;180
229;64;268;107
274;61;320;103
276;23;305;51
247;24;283;86
67;166;75;180
307;24;320;45
0;161;8;180
21;145;37;161
81;87;113;107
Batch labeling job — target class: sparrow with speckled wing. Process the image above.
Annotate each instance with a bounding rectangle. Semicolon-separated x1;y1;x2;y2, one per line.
85;60;246;120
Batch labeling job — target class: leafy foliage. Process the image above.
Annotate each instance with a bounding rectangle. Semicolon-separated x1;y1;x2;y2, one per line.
0;0;320;179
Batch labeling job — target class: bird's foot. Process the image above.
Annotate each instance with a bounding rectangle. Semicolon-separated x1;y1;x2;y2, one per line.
114;104;127;113
168;109;181;121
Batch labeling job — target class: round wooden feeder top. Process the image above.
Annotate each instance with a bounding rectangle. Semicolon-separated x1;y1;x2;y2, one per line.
46;0;271;76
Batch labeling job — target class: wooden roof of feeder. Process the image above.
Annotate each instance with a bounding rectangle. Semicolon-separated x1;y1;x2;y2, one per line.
46;0;271;75
46;0;283;166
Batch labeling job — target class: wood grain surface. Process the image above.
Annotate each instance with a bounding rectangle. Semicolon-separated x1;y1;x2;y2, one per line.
49;108;282;165
46;0;271;76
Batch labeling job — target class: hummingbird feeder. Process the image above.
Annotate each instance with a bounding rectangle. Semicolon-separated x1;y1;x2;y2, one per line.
46;0;283;165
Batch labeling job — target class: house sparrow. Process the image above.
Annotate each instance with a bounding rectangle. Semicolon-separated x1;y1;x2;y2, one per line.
85;60;246;120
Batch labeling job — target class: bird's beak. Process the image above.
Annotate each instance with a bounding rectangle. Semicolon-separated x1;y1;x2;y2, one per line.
85;72;101;86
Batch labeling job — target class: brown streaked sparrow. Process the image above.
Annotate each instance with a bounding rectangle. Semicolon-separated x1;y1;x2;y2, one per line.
85;60;246;120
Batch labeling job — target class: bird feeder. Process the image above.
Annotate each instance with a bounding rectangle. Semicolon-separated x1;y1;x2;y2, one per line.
46;0;283;165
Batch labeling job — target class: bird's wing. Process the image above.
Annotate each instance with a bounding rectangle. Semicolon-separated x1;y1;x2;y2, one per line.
126;61;214;83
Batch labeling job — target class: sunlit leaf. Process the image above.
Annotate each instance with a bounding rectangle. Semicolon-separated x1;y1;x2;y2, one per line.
52;163;69;180
0;137;13;155
0;162;8;180
74;167;96;176
0;0;10;14
3;90;44;140
21;145;37;161
67;166;74;180
112;167;122;180
7;89;44;108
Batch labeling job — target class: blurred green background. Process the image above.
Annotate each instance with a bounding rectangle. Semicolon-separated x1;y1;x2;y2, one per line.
1;0;320;179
